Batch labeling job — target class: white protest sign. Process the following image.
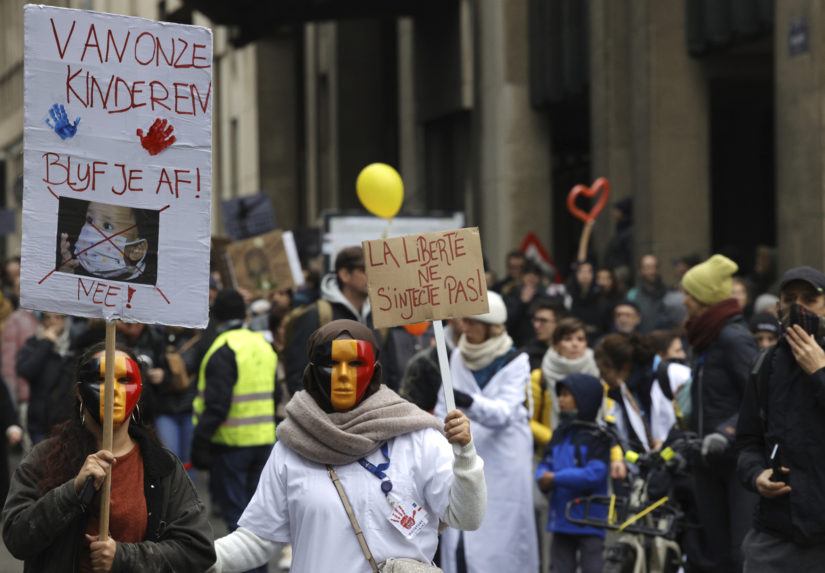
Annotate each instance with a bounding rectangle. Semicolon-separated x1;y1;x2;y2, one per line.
21;5;212;327
324;212;465;271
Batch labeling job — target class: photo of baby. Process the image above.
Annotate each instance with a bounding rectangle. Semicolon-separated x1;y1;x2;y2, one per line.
55;198;159;285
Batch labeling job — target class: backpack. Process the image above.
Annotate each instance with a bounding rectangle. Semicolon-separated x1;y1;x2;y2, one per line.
282;299;334;345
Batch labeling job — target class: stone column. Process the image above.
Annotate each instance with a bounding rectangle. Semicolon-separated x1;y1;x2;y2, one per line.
475;0;553;275
591;0;710;283
256;35;300;230
775;0;825;270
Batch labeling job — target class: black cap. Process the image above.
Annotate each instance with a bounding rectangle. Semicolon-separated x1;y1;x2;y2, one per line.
779;266;825;294
213;289;246;322
749;312;780;335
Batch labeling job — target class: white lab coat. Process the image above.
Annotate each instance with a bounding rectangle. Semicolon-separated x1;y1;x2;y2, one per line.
436;349;539;573
650;361;692;444
235;429;455;572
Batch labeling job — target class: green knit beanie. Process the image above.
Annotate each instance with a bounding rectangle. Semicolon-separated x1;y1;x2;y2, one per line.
681;254;738;305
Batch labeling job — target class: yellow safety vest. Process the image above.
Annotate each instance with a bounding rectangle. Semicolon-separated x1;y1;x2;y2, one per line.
193;328;277;447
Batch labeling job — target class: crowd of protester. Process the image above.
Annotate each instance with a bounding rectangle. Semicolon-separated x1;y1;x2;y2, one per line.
0;215;821;573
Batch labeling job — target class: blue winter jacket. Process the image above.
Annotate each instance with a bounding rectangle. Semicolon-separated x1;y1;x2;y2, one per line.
536;373;610;537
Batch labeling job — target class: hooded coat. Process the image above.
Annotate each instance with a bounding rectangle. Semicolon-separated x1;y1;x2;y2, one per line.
536;374;610;537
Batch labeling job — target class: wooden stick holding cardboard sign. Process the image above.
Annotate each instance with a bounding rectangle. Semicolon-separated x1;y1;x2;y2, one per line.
99;319;117;540
433;320;456;413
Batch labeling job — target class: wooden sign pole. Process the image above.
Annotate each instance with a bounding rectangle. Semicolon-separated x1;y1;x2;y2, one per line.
98;319;117;540
576;219;595;264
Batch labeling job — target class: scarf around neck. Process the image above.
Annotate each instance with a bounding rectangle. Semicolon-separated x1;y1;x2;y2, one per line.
685;298;741;353
458;332;514;371
541;347;600;384
276;385;442;465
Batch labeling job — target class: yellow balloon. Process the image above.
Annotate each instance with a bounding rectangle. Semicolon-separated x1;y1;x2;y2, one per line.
356;163;404;220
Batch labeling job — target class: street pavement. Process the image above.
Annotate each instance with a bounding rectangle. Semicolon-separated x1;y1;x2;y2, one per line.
0;450;288;572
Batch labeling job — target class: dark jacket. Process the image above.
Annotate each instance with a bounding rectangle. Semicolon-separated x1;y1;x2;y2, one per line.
127;326;172;421
383;327;432;392
16;337;75;439
536;374;610;537
521;338;550;371
2;426;216;572
504;290;544;348
0;378;18;503
567;280;604;337
400;346;442;412
690;316;758;440
144;328;199;417
736;340;825;545
627;278;667;334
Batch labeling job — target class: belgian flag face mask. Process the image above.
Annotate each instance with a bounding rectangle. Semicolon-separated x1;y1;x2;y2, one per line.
77;350;143;425
309;339;376;412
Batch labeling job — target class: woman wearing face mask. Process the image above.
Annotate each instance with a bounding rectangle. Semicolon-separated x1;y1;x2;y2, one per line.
541;317;600;431
2;344;215;572
436;292;538;573
212;320;486;572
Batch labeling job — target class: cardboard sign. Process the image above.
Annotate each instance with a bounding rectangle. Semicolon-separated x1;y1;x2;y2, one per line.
20;6;212;327
226;230;304;294
364;227;489;329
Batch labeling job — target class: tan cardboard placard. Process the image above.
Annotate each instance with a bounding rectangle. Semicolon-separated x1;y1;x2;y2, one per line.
226;230;302;294
364;227;489;328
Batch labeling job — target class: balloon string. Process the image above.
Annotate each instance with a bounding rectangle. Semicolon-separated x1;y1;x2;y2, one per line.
382;218;392;239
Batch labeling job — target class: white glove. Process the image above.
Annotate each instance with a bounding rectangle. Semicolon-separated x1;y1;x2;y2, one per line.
701;432;729;458
5;425;22;446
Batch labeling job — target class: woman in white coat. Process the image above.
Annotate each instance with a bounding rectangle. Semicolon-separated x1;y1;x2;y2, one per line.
211;320;487;572
437;292;539;573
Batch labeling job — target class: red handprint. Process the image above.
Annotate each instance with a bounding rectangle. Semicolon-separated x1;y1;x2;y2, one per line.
136;118;176;155
391;505;419;530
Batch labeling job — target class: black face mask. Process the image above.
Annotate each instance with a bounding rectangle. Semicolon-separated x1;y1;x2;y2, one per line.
784;303;825;338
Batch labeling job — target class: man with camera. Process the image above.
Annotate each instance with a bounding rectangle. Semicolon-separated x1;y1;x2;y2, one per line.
737;267;825;570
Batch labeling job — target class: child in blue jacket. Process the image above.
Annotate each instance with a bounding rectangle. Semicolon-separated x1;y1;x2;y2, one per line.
536;373;610;573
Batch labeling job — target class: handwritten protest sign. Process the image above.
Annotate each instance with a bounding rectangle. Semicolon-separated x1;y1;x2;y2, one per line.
21;5;212;327
363;227;489;329
226;230;304;293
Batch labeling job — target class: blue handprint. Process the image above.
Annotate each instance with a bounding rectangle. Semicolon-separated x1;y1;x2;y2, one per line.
45;104;80;140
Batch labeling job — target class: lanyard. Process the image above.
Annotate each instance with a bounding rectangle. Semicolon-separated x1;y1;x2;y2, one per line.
358;443;393;494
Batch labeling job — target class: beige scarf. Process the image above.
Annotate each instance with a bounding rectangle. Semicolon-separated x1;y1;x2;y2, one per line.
277;386;443;465
458;332;514;371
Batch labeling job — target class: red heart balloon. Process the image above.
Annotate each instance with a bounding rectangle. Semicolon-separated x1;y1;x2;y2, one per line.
567;177;611;223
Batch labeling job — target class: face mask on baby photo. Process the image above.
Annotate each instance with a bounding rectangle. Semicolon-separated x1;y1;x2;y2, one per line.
74;223;147;280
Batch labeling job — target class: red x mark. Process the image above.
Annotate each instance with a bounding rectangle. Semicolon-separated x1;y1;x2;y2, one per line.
39;223;136;285
39;204;171;285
